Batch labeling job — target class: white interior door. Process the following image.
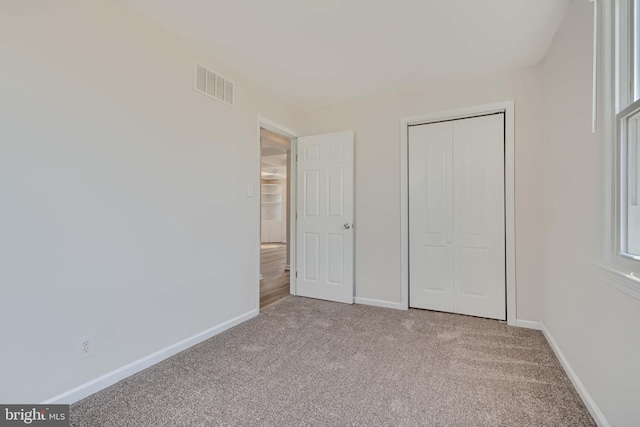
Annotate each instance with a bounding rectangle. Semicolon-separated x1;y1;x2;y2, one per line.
296;131;354;304
409;114;505;320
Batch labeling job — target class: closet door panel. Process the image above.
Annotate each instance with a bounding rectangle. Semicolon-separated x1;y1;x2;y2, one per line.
452;114;505;320
409;121;454;312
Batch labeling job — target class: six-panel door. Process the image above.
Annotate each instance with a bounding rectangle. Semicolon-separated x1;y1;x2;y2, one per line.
296;131;354;304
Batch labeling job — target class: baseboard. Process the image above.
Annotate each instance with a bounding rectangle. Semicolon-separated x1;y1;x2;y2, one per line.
541;324;610;427
354;297;404;310
515;319;542;330
42;309;259;405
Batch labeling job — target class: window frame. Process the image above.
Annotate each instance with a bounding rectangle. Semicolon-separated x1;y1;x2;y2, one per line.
597;0;640;299
616;0;640;261
616;100;640;260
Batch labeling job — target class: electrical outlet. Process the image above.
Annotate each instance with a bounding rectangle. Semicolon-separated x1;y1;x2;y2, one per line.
78;335;94;360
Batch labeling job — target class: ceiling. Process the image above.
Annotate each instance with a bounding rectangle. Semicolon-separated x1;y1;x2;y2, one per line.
261;129;290;180
122;0;569;109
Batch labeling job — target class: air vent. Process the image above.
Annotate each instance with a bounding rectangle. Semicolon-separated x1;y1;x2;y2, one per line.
194;63;234;107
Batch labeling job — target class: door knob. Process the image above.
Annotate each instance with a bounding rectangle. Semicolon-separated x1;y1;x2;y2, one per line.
343;223;351;229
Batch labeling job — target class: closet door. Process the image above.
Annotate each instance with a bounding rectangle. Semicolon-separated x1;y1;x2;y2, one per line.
452;114;505;320
408;121;454;312
409;114;505;320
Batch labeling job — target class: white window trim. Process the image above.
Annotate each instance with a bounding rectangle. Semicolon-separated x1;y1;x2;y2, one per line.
595;0;640;300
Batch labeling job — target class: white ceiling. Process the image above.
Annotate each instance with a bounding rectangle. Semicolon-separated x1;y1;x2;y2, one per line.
122;0;569;108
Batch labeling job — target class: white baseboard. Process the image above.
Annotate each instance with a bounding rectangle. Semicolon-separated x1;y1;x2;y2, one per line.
354;297;404;310
42;309;259;405
541;324;610;427
515;319;542;330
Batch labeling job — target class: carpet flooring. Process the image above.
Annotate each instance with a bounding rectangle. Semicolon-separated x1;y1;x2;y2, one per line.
71;297;595;426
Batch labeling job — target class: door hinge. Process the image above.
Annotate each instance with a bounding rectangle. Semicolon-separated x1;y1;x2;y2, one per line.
296;154;299;161
295;271;298;278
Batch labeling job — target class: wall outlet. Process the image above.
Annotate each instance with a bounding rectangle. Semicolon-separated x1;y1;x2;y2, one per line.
78;335;94;360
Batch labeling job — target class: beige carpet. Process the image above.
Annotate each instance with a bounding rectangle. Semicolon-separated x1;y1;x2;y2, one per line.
71;297;595;426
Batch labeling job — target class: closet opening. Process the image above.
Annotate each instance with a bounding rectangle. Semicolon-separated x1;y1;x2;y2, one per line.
399;102;517;325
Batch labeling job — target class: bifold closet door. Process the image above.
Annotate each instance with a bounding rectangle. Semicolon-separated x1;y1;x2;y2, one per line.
409;114;505;320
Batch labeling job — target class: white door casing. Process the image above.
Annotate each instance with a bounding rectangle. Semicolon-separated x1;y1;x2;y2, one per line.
409;114;506;320
296;131;354;304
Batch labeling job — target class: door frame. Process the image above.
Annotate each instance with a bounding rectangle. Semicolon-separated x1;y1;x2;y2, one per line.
399;101;516;326
257;115;299;310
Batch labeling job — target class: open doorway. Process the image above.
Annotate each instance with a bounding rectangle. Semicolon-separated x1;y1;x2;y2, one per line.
260;127;292;308
257;117;354;308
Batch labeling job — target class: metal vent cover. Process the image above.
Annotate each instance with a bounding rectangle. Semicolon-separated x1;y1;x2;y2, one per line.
194;63;234;107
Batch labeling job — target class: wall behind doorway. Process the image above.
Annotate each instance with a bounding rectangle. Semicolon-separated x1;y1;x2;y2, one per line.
261;178;288;244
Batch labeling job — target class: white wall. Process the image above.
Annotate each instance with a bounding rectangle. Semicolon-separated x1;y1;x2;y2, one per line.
0;0;299;403
542;2;640;425
299;67;545;322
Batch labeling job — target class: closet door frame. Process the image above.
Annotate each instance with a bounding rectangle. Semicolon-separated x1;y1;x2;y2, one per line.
400;101;516;326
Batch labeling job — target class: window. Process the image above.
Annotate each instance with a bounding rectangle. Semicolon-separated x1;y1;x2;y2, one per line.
617;0;640;259
596;0;640;299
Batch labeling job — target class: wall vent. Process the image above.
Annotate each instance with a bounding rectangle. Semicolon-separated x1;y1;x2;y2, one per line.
194;63;234;107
